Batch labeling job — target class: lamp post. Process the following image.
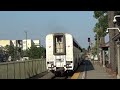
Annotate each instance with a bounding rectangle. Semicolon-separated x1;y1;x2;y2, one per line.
24;31;27;56
106;28;120;33
113;15;120;23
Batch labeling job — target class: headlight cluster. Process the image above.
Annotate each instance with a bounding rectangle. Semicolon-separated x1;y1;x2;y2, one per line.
47;61;54;64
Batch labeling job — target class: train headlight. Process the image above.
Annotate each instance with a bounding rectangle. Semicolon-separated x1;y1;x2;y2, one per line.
66;64;69;67
47;61;54;64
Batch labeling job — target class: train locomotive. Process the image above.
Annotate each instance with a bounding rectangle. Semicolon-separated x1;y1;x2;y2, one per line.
46;33;83;76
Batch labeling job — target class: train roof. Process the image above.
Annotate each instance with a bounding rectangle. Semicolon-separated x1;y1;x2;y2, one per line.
47;32;70;35
46;33;82;49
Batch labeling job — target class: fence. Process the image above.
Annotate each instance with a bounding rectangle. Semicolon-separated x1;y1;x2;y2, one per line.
0;59;46;79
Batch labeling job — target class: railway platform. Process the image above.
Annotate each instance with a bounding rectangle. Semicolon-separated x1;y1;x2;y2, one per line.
84;62;116;79
72;60;116;79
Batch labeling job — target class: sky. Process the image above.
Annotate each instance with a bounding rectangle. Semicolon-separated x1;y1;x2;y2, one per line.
0;11;97;49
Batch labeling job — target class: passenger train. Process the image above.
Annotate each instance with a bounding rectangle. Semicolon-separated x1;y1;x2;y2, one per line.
46;33;83;75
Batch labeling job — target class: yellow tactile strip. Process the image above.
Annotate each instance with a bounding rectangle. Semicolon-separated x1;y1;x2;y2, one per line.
71;72;80;79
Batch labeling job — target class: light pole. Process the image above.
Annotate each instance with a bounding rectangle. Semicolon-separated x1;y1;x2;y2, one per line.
24;31;27;56
96;34;100;63
113;15;120;23
106;28;120;33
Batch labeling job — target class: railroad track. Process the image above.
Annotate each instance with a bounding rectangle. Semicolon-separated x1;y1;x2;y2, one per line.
52;76;68;79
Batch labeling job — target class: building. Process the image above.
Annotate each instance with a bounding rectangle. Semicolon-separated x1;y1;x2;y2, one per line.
12;40;23;48
33;40;40;47
106;11;120;78
22;39;34;50
11;40;16;47
0;40;13;47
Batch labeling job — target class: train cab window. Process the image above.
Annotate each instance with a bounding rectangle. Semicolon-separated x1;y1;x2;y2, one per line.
53;34;66;55
56;36;63;43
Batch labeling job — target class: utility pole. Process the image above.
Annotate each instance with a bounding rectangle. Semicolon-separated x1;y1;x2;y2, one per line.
96;34;99;61
24;31;27;56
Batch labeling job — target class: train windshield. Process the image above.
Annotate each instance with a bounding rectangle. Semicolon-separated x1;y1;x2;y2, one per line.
53;34;66;55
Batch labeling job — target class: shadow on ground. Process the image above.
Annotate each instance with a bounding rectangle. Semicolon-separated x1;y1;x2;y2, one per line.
29;71;48;79
76;59;95;73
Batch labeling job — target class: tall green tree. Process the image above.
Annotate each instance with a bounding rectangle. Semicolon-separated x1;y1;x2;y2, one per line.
4;45;14;55
25;45;46;59
93;11;108;45
93;11;108;62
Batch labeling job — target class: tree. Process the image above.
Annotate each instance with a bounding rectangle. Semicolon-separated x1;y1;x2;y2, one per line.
40;46;46;58
93;11;108;45
4;45;17;60
93;11;108;62
25;45;46;59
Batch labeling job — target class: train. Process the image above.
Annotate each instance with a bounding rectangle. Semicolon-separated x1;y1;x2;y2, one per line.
46;33;83;76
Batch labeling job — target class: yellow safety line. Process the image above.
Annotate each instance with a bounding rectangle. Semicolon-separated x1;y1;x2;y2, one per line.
71;72;80;79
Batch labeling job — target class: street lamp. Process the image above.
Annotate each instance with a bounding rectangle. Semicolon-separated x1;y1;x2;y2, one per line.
113;15;120;23
106;28;120;33
24;31;27;56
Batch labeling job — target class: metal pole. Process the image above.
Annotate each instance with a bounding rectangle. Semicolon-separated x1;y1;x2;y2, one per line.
25;31;27;51
25;31;27;56
97;34;99;59
117;41;120;79
108;47;110;64
103;50;105;67
100;48;102;64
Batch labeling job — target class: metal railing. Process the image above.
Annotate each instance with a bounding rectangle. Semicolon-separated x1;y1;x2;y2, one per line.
0;59;46;79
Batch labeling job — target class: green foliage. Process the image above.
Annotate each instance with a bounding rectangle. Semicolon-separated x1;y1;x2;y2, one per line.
93;11;107;19
4;45;15;58
92;45;97;55
93;11;108;37
3;45;46;60
25;45;46;59
92;11;108;56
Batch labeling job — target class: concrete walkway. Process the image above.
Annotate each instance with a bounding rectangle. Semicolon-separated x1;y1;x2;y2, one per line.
78;60;116;79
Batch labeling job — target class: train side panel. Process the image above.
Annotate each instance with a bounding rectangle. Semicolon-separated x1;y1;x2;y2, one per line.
65;34;74;70
46;34;54;70
73;45;82;70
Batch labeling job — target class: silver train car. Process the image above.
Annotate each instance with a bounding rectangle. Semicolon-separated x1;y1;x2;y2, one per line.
46;33;83;75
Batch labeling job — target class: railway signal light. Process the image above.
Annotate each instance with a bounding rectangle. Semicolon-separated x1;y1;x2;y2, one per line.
88;38;90;42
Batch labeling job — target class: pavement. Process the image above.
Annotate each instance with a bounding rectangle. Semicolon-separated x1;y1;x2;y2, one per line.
85;61;116;79
75;59;116;79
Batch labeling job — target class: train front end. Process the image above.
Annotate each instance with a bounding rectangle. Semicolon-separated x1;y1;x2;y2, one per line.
46;33;74;74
